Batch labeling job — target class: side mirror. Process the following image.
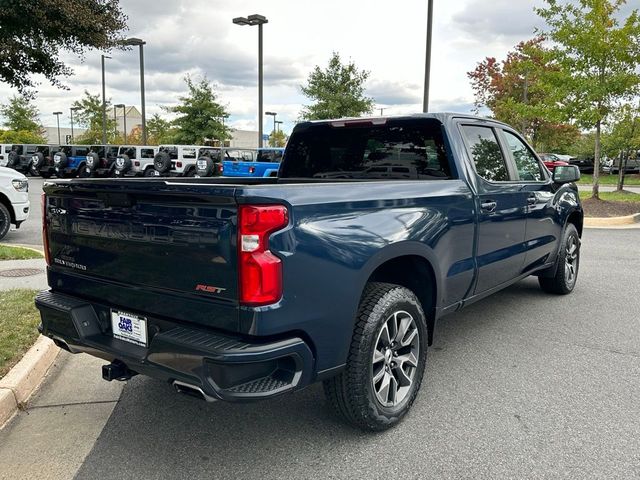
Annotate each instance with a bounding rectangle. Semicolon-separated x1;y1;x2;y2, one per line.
553;165;580;184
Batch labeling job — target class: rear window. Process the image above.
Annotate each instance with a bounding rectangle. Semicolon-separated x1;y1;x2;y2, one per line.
280;119;453;180
257;150;283;163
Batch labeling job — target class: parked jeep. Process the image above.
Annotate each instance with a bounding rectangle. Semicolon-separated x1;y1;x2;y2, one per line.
83;145;120;177
221;148;281;178
153;145;204;177
113;145;158;177
29;145;62;178
0;144;13;167
53;145;91;178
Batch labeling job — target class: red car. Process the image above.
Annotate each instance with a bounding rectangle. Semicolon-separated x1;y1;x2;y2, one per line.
538;153;569;171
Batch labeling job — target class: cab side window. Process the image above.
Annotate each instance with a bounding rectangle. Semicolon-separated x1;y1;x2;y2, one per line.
503;131;544;181
462;125;510;182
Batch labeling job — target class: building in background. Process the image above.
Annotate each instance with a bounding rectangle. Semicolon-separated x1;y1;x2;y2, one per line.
112;106;142;139
42;125;259;148
43;127;87;144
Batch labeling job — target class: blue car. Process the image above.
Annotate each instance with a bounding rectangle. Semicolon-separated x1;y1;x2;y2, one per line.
222;147;284;177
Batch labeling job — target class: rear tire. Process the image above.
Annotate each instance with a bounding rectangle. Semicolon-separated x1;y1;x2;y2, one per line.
539;223;580;295
323;282;428;431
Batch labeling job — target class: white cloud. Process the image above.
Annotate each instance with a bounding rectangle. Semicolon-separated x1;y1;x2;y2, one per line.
0;0;558;134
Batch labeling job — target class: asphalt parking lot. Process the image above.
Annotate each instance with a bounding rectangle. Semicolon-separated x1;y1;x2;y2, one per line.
1;179;639;479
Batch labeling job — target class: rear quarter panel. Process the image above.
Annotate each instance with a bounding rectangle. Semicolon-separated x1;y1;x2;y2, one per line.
236;180;476;372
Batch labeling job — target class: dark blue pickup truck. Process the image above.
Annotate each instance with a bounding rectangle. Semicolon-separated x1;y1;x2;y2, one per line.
36;113;583;431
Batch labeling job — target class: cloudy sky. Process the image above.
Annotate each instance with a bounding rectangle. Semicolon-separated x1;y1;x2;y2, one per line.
0;0;591;134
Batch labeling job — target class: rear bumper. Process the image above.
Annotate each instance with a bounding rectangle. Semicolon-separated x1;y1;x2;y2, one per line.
35;290;315;401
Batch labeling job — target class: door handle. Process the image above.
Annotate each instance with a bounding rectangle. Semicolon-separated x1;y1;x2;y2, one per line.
481;200;497;213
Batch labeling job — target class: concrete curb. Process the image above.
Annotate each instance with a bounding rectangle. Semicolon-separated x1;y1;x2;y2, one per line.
0;335;59;428
584;213;640;227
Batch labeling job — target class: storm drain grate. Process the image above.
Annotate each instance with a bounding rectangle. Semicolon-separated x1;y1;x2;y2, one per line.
0;268;44;278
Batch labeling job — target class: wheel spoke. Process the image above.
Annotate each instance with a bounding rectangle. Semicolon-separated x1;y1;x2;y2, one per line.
372;366;385;384
378;371;391;403
397;351;418;368
372;348;385;365
395;315;412;345
379;323;391;347
401;328;418;347
388;374;398;403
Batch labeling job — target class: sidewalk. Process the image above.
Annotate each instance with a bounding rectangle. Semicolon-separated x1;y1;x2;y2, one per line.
578;185;640;193
0;352;124;479
0;258;48;291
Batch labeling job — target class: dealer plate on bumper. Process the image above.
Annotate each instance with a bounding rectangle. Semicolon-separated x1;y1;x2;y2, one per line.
111;310;148;347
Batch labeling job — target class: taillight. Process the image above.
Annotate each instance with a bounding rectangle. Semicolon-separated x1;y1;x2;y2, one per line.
249;166;256;174
219;164;224;173
41;193;51;266
134;161;140;166
177;161;182;168
238;205;288;306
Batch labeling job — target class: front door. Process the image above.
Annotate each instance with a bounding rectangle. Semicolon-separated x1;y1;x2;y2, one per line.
460;124;529;294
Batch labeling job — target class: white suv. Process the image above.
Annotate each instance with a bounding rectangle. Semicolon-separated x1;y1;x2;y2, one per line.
153;145;204;176
113;145;159;177
0;166;30;240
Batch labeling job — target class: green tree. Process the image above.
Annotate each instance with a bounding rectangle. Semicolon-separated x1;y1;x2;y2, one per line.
268;129;287;147
300;52;374;120
536;0;640;198
0;95;43;133
71;91;115;144
164;76;230;145
146;113;174;145
0;129;46;144
467;37;579;151
0;0;127;95
602;104;640;190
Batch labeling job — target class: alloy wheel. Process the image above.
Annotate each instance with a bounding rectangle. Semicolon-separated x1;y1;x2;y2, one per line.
371;310;420;407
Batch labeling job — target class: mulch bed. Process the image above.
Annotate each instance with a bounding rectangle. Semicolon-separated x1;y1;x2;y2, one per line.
582;198;640;218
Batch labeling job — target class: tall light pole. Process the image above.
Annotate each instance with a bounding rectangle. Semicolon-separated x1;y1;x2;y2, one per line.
233;14;268;148
53;112;62;144
423;0;434;113
101;55;111;144
70;107;79;143
121;38;147;144
275;120;283;132
115;104;127;143
265;111;277;136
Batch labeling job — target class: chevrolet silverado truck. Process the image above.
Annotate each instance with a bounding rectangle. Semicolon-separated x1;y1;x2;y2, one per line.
35;113;583;431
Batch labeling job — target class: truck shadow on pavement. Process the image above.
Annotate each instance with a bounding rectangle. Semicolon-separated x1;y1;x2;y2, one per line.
73;277;563;480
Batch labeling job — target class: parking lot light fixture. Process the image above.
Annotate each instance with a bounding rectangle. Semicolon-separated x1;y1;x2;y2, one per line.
233;13;268;147
120;37;147;144
53;112;62;144
115;104;126;143
70;107;79;143
275;120;283;133
101;54;111;144
265;111;277;137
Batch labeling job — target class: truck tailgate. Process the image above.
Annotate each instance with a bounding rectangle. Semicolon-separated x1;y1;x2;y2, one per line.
43;179;240;331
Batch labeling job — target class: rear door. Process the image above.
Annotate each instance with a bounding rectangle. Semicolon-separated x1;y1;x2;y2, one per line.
460;123;529;294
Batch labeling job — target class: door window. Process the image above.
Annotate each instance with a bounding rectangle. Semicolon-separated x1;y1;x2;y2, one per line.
462;125;510;182
503;131;544;181
141;148;155;158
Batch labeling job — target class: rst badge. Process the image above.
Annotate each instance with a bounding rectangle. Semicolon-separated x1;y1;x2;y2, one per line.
195;284;227;294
